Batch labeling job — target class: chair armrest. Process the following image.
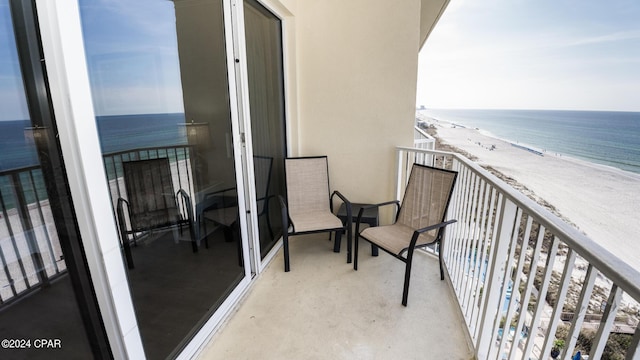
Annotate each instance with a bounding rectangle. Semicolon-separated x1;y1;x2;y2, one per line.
330;190;350;203
331;191;352;231
116;197;131;234
204;187;237;208
415;219;457;234
177;189;191;202
204;186;236;198
116;198;135;268
409;219;457;248
330;190;350;213
256;194;275;215
176;189;194;223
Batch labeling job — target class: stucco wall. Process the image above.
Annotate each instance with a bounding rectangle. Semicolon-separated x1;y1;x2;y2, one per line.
292;0;422;205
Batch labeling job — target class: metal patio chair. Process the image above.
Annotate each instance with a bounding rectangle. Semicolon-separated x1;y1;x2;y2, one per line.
354;163;458;306
278;156;352;272
198;156;273;244
116;158;196;269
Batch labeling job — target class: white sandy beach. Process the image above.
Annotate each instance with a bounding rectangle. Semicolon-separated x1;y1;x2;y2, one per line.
428;118;640;271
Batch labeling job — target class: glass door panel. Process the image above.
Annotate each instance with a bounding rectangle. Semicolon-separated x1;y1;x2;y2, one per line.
0;1;109;358
79;0;245;358
243;0;287;258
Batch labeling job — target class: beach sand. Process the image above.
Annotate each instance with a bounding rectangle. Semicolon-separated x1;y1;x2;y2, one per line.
428;118;640;271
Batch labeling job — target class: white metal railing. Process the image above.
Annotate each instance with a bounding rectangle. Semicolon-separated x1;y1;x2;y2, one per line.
414;125;435;151
396;146;640;360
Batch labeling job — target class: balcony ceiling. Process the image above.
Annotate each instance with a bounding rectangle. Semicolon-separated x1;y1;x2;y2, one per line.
420;0;450;49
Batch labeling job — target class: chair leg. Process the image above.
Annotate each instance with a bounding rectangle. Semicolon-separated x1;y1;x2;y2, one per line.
346;223;352;264
402;249;415;306
438;239;444;280
353;233;359;271
283;232;290;272
189;220;198;253
122;237;135;270
334;230;342;253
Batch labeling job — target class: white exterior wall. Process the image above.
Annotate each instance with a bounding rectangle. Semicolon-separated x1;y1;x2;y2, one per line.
289;0;422;205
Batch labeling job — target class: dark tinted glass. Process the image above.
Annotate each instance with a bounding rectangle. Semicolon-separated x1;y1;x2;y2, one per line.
0;1;106;358
80;0;245;358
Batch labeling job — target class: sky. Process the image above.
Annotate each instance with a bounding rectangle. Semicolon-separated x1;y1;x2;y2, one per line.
0;2;30;121
0;0;182;121
417;0;640;112
79;0;183;116
3;1;640;121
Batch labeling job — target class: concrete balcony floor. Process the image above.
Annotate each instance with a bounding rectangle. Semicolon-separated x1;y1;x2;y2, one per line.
198;234;474;360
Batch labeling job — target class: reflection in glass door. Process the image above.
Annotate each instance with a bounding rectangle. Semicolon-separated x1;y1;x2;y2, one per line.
244;0;287;259
79;0;246;358
0;1;109;358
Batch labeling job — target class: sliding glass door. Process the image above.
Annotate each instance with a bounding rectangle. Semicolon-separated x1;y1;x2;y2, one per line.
79;0;246;358
2;0;290;357
244;0;287;259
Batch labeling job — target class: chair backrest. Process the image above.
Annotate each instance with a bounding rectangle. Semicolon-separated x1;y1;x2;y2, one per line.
284;156;331;215
397;164;457;238
122;158;180;231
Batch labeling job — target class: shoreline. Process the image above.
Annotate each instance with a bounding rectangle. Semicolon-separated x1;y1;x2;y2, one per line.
424;116;640;272
419;110;640;176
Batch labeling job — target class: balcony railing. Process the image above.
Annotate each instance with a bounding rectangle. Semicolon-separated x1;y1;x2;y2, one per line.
397;146;640;360
0;166;66;305
414;125;435;151
3;144;639;359
0;145;195;307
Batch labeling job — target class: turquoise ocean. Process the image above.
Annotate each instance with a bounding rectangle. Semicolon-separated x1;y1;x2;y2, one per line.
421;109;640;175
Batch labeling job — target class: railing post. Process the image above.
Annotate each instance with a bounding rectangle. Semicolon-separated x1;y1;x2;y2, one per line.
540;248;577;358
395;148;404;201
475;196;518;359
590;285;622;359
562;264;598;359
521;235;560;359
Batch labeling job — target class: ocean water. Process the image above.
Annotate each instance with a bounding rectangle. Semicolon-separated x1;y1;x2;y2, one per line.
0;113;187;172
96;113;187;154
3;110;639;175
0;113;188;208
0;120;40;171
421;109;640;174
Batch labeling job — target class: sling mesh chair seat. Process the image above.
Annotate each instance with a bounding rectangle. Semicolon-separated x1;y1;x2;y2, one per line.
278;156;352;272
354;163;458;306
